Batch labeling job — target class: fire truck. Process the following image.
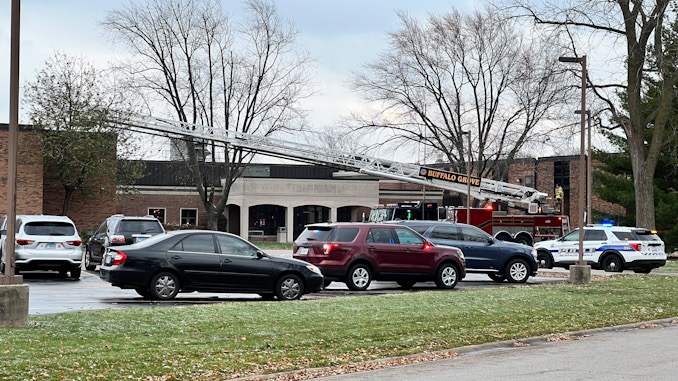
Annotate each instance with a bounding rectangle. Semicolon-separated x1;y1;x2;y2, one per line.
369;202;569;246
109;114;569;245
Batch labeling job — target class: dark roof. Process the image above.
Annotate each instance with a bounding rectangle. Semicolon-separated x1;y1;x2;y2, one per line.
130;161;338;187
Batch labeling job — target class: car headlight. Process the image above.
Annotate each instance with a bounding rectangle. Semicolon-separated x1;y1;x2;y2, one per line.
306;265;323;275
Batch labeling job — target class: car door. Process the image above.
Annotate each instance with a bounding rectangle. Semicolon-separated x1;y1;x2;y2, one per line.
583;229;608;263
458;226;500;270
551;229;581;263
167;233;222;289
391;227;431;272
216;234;273;291
365;227;404;273
89;221;108;261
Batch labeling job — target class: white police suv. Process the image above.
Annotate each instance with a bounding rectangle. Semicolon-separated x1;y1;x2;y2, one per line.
534;225;666;273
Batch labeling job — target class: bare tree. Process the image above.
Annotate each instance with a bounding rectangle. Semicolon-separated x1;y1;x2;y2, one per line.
351;7;571;188
505;0;678;229
102;0;311;230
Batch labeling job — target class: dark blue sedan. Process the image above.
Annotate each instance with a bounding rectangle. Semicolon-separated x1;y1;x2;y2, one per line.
100;230;324;300
391;221;538;283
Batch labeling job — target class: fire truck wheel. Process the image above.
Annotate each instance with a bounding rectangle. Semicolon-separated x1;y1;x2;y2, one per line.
505;258;530;283
537;251;553;269
515;236;532;246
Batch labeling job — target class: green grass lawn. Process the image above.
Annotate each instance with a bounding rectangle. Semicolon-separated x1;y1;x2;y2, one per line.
2;275;678;380
255;241;294;250
662;259;678;271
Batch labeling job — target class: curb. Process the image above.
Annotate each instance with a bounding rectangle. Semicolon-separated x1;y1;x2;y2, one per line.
234;317;678;380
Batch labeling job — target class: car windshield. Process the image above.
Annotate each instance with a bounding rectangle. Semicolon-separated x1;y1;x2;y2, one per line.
118;220;163;234
24;222;75;236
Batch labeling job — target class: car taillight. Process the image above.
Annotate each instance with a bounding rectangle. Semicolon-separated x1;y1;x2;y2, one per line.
67;240;82;246
323;244;338;255
16;239;34;245
629;243;640;251
110;235;126;243
112;251;127;265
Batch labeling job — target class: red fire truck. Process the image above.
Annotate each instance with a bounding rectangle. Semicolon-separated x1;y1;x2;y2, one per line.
369;202;570;246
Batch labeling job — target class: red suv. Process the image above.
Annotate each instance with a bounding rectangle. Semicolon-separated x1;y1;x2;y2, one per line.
293;223;466;291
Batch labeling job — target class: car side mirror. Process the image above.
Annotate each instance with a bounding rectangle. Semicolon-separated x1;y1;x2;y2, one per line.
256;251;266;259
0;229;5;236
487;238;494;245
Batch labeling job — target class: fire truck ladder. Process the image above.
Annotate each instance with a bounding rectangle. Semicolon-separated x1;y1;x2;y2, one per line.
112;114;547;206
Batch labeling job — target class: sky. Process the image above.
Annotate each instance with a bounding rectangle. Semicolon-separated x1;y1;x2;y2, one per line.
0;0;480;130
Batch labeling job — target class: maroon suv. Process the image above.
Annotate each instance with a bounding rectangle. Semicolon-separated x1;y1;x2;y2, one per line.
293;223;466;291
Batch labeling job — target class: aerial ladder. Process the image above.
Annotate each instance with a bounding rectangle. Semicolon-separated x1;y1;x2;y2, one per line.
111;114;548;210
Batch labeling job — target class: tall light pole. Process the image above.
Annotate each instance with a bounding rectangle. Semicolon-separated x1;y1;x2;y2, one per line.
576;109;593;225
559;55;590;283
462;131;471;224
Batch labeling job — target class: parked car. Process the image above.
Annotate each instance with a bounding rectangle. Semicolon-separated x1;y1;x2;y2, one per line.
0;215;83;279
534;225;666;273
391;220;538;283
292;222;466;290
85;214;165;270
100;230;324;300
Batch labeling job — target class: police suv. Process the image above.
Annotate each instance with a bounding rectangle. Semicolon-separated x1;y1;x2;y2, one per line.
534;225;666;273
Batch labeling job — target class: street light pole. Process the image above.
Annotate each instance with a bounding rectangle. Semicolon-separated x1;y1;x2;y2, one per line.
576;109;593;225
462;131;471;224
559;54;590;284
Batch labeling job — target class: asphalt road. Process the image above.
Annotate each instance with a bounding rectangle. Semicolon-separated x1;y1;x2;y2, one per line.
318;320;678;381
22;266;566;316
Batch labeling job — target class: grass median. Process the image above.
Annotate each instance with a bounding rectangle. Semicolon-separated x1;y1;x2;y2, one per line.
2;275;678;380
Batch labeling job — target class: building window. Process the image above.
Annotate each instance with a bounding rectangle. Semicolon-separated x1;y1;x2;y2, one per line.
181;209;198;226
148;208;166;223
525;175;534;187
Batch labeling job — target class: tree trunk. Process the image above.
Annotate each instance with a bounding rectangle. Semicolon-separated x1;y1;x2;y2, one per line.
61;187;75;216
628;135;656;229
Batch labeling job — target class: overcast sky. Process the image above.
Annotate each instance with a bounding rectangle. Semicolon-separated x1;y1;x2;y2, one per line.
0;0;480;128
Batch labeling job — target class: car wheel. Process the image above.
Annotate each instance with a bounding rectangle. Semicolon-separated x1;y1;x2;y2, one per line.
488;273;505;282
149;272;180;300
346;264;372;291
435;262;459;289
59;269;69;277
135;288;151;299
602;254;624;272
85;249;96;271
323;280;333;289
0;261;5;274
515;236;532;246
275;274;304;300
537;251;553;269
70;267;81;280
397;280;416;289
633;268;652;274
505;258;530;283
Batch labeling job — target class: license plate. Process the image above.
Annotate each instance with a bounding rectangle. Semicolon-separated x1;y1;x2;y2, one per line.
134;237;147;243
38;243;63;249
300;247;309;255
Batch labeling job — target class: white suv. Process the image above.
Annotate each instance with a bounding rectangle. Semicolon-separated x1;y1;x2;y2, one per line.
0;215;83;279
534;225;666;273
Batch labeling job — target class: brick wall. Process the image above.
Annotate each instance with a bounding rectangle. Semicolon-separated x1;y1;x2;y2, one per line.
116;191;209;228
0;130;44;215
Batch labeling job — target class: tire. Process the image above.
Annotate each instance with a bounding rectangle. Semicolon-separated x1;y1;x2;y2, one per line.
149;272;180;300
495;234;512;243
323;280;333;289
515;236;532;246
0;262;4;274
135;288;151;299
505;258;530;283
346;264;372;291
633;268;652;274
275;274;304;301
397;280;416;289
85;249;96;271
537;251;553;269
435;262;459;289
602;254;624;273
70;267;81;280
488;273;505;282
